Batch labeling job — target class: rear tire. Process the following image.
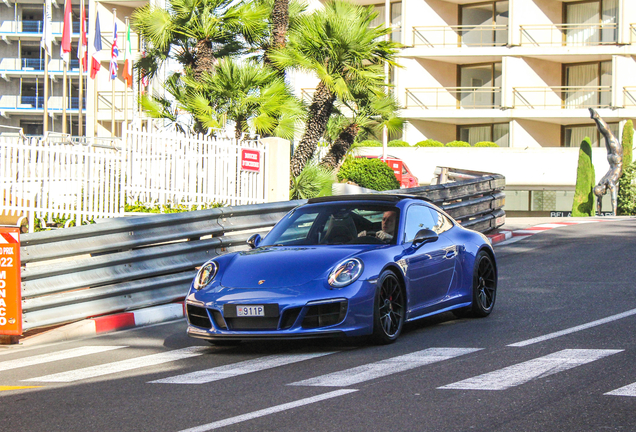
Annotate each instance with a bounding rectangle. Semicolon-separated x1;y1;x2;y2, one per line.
470;251;497;317
371;270;405;344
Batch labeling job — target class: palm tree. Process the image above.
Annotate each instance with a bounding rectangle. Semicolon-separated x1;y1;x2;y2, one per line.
319;94;403;170
183;58;304;139
132;0;268;80
269;0;400;177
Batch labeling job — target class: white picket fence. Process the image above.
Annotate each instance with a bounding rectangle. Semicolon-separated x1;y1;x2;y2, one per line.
0;128;268;232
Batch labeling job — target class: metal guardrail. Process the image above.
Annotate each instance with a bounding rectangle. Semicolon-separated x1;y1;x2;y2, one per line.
18;168;505;332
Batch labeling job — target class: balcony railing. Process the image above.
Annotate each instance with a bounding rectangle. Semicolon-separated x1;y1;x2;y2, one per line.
21;20;43;33
513;86;611;109
405;87;501;109
624;87;636;107
20;96;44;108
22;58;44;70
413;25;508;47
519;23;618;46
631;24;636;44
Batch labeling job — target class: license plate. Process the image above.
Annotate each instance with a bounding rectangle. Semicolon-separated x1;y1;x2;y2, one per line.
236;305;265;317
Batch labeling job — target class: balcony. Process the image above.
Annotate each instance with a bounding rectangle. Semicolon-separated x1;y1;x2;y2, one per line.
405;87;501;109
20;95;44;108
513;86;611;109
21;58;44;70
412;25;507;48
624;87;636;107
519;23;618;47
21;20;43;33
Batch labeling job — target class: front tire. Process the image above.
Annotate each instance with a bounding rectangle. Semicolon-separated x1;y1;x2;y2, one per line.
470;251;497;317
371;270;405;344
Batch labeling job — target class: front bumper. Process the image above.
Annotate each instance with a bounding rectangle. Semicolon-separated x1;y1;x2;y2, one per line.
185;279;376;340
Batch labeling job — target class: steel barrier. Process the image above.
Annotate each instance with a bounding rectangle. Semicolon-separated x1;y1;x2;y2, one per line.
18;167;505;332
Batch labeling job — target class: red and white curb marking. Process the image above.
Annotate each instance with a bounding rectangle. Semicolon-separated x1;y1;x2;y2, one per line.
487;220;603;245
91;302;186;334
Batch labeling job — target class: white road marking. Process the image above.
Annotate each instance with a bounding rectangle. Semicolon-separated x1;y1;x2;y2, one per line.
23;346;209;383
605;382;636;397
494;236;528;247
178;389;358;432
0;346;126;372
151;352;336;384
439;349;622;391
509;308;636;347
288;347;481;387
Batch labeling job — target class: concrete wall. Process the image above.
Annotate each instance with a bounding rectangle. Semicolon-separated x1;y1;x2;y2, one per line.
511;119;561;148
261;137;291;203
403;0;458;47
403;119;456;144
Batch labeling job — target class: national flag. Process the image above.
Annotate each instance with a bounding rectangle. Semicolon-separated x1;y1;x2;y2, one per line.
140;49;149;88
60;0;72;64
90;12;102;79
109;20;119;80
77;0;88;71
122;23;133;88
41;0;53;55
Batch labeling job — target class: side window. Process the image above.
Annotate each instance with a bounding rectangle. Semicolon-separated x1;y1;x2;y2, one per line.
403;205;436;242
430;209;453;234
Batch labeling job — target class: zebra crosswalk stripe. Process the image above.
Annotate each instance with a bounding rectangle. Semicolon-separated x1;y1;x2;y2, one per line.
0;346;127;372
605;382;636;397
439;349;622;391
150;351;336;385
23;346;209;383
288;347;481;388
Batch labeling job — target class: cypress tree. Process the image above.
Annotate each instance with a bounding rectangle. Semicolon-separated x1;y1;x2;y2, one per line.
572;137;596;217
622;120;633;166
617;120;635;215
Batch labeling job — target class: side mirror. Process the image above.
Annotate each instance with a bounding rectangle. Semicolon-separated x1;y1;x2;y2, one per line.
247;233;262;249
412;229;438;247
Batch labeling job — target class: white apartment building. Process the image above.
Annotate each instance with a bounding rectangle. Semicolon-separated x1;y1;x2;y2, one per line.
298;0;636;215
0;0;150;137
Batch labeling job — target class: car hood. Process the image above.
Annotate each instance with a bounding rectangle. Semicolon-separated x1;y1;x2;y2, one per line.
219;246;366;289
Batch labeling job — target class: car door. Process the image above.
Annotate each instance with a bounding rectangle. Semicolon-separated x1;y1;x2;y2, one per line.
402;205;457;312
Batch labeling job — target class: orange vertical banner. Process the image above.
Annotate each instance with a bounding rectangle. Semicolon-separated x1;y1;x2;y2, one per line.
0;228;22;336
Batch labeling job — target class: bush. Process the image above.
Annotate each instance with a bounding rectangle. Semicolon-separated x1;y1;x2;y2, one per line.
337;158;400;191
571;138;596;217
445;140;471;147
388;139;410;147
351;140;382;150
618;162;636;215
415;139;443;147
290;160;335;200
622;120;633;166
474;141;498;147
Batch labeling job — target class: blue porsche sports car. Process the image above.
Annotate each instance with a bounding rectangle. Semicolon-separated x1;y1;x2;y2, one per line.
185;194;497;344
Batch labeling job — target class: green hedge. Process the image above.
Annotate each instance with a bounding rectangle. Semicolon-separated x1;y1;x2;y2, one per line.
474;141;498;147
350;140;382;150
337;158;400;191
415;139;443;147
571;138;596;217
445;140;471;147
388;139;410;147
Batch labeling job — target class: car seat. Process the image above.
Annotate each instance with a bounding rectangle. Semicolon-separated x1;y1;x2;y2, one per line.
322;215;358;244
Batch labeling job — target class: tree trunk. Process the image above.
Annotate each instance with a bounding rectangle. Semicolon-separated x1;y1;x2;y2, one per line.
291;82;335;178
193;39;215;80
319;123;359;170
235;115;246;141
264;0;288;73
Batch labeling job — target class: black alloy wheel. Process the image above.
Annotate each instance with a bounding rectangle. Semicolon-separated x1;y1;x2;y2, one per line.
372;270;405;344
471;251;497;317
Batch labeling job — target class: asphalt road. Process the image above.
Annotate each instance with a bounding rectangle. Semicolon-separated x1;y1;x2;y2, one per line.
1;218;635;432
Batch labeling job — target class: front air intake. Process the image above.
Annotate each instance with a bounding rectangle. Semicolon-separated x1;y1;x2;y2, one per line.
302;301;348;329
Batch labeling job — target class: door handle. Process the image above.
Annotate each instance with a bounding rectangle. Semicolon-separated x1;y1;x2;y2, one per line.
445;250;457;259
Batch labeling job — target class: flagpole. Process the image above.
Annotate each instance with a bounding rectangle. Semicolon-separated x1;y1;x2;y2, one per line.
79;0;84;136
62;63;67;134
43;52;49;133
111;8;116;138
124;16;128;132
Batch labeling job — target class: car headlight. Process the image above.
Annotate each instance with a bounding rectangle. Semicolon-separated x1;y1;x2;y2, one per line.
193;261;218;290
328;258;364;288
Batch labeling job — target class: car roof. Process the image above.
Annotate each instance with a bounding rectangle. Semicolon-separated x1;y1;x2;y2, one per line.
307;194;432;204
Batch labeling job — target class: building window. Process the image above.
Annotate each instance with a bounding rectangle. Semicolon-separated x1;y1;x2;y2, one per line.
458;122;509;146
21;9;43;33
370;2;401;43
458;62;501;108
563;61;611;108
20;120;43;135
562;122;619;147
21;43;44;71
459;1;508;46
565;0;618;45
20;79;43;109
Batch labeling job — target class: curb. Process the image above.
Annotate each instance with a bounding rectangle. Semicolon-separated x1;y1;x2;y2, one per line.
487;230;513;245
487;220;604;246
15;302;186;347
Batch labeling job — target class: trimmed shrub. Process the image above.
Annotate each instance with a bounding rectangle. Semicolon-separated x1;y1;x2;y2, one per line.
474;141;499;147
445;140;471;147
337;158;400;191
388;139;410;147
571;137;596;217
415;139;443;147
617;120;635;215
351;140;382;150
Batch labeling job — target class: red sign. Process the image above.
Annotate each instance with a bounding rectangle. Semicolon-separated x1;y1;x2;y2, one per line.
240;149;261;172
0;228;21;336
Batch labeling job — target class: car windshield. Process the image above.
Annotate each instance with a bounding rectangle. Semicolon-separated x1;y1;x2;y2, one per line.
261;203;400;246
